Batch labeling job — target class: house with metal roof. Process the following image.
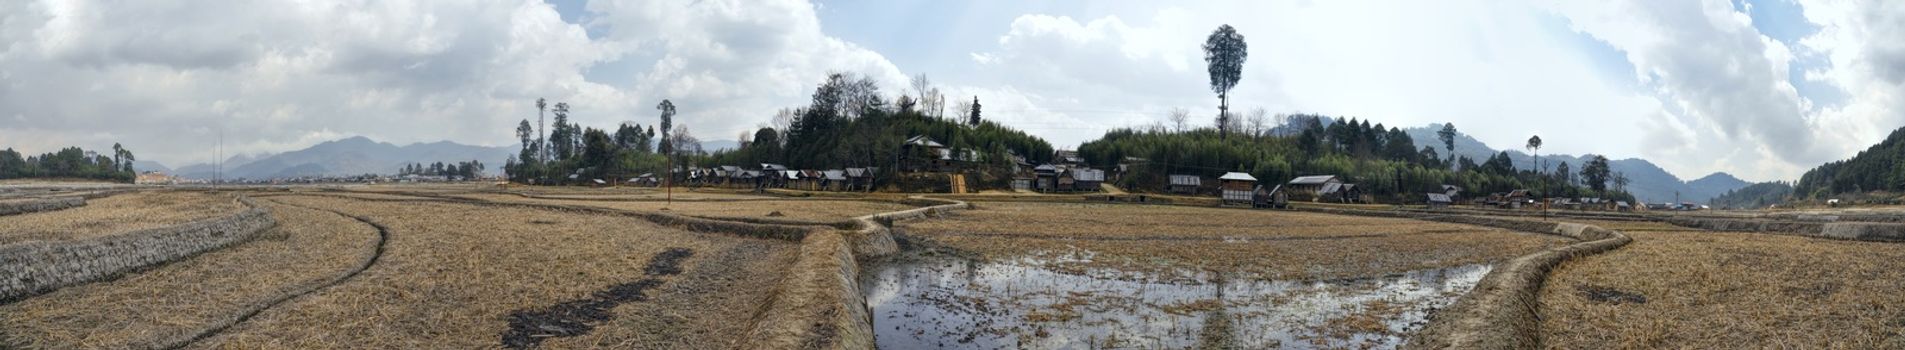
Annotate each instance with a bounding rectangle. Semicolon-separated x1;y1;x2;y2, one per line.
1219;172;1258;204
1285;175;1342;201
1169;174;1202;194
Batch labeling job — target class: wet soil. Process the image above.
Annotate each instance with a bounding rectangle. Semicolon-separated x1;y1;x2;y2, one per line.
500;248;694;349
861;251;1491;349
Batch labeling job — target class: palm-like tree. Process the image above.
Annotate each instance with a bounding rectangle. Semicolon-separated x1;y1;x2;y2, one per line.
1204;24;1247;140
1526;135;1543;174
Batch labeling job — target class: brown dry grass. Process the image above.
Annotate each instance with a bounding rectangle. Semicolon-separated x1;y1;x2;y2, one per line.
454;193;913;222
186;195;798;349
1539;229;1905;349
903;202;1568;281
0;198;379;349
0;191;245;244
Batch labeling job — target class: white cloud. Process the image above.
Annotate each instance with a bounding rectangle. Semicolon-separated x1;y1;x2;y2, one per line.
3;0;1900;183
0;0;615;166
582;0;908;140
966;1;1658;160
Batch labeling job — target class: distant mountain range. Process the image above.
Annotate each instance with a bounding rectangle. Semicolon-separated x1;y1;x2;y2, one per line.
1401;124;1748;204
169;137;515;180
160;136;742;180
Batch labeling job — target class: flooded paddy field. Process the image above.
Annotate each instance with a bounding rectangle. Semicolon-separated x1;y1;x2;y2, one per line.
872;202;1566;349
864;252;1489;349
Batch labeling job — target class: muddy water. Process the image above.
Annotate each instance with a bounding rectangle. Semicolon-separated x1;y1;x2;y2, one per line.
862;252;1490;349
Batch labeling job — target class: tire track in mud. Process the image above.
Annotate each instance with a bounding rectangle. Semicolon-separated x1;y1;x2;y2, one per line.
161;199;391;350
499;248;695;349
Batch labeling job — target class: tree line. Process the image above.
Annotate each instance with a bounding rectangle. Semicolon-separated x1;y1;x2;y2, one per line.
504;98;690;184
1709;181;1794;209
1795;126;1905;199
398;160;485;179
0;144;138;182
1080;116;1632;202
705;72;1053;183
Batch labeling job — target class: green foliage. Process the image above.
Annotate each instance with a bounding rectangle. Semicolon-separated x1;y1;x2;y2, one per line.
1709;181;1794;209
707;73;1052;177
1796;126;1905;198
398;160;485;179
0;146;137;182
505;99;670;185
1078;117;1629;203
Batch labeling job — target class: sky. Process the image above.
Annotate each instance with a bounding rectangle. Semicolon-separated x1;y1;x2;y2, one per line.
1;0;1901;182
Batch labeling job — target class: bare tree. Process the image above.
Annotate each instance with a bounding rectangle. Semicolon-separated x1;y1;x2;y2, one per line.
671;124;702;157
951;99;974;123
927;88;944;119
772;108;798;134
911;74;932;105
1168;108;1190;132
1245;107;1268;137
1216;110;1244;135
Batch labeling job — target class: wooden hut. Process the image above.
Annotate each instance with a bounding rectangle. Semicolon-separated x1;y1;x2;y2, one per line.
902;136;950;172
821;170;848;191
1169;175;1201;194
845;167;874;191
1072;168;1105;192
1034;164;1059;192
1219;172;1258;205
1255;185;1288;209
1286;175;1342;201
1426;193;1453;209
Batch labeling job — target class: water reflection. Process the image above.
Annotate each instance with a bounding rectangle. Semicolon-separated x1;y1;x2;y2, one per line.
861;252;1490;349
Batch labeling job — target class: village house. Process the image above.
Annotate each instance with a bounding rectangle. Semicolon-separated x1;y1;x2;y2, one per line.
1053;150;1084;165
1169;174;1202;194
1285;175;1342;201
1219;172;1258;205
1255;184;1288;209
1426;193;1454;208
762;163;789;188
846;167;875;192
901;136;951;172
1034;164;1059;192
1072;168;1105;192
1317;183;1362;203
821;170;849;191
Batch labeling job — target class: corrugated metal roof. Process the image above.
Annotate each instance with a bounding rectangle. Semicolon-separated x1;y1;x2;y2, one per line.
1169;175;1202;186
1073;169;1105;182
1427;193;1452;203
1319;182;1343;194
1288;175;1338;185
1219;172;1257;182
906;135;944;148
822;170;848;181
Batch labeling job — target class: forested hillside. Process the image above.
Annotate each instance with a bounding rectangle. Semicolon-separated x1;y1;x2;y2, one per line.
1708;182;1794;209
1795;126;1905;199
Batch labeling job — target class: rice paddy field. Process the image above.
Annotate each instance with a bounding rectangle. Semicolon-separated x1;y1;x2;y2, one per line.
1536;223;1905;349
898;202;1569;281
444;192;914;222
1;193;801;349
0;191;245;245
869;201;1570;348
8;184;1905;349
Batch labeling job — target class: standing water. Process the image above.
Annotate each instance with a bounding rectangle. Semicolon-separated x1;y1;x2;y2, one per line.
862;252;1490;349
